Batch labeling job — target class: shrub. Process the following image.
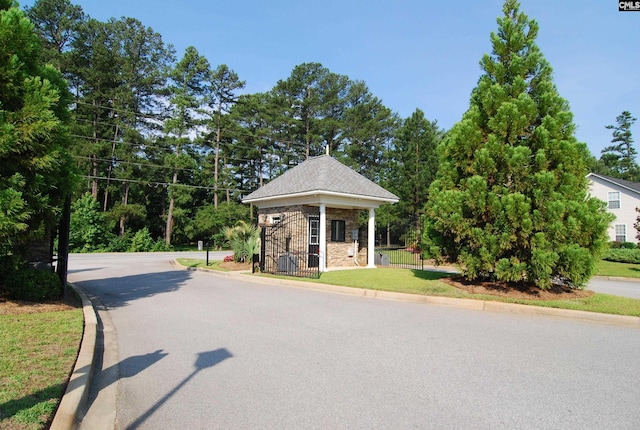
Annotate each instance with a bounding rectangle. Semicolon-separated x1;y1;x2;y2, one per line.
69;193;114;252
609;241;637;249
602;248;640;264
4;268;62;302
151;239;173;252
107;233;132;252
129;227;155;252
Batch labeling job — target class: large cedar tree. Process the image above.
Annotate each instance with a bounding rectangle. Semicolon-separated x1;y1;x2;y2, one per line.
424;0;612;288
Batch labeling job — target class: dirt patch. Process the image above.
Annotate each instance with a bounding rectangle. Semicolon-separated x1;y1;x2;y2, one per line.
0;298;80;315
443;276;594;300
219;261;252;271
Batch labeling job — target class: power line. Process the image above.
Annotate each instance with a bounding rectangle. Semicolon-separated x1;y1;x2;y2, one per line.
86;175;253;193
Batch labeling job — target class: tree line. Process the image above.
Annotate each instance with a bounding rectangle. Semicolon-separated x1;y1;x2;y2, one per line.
21;0;443;250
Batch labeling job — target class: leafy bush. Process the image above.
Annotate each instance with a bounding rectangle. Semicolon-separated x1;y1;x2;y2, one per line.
602;248;640;264
107;232;132;252
190;202;250;249
151;239;173;252
129;227;155;252
608;241;637;249
0;254;24;287
69;193;114;252
4;269;62;302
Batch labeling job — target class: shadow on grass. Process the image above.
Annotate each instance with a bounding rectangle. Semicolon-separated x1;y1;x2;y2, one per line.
0;383;64;428
409;269;454;281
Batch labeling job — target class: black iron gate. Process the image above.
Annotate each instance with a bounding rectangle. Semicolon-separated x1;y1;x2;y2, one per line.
374;215;424;270
260;210;320;278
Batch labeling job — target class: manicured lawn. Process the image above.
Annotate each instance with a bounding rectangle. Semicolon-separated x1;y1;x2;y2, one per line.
183;259;640;318
290;268;640;317
0;308;83;430
594;260;640;278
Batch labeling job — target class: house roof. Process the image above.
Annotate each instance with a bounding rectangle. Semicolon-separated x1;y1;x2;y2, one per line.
587;172;640;196
242;155;399;206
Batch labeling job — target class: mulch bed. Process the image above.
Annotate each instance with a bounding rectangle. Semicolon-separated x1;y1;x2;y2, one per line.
219;261;252;271
443;276;594;300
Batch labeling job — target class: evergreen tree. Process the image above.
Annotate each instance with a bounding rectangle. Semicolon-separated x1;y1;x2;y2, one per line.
0;0;75;263
202;64;245;207
24;0;85;72
599;111;638;181
163;46;210;245
392;109;443;218
340;81;399;182
423;0;612;289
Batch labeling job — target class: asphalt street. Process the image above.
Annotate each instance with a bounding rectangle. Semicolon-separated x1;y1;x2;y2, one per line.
68;253;640;429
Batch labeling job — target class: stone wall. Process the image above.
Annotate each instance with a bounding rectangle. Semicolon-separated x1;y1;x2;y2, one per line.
325;208;366;267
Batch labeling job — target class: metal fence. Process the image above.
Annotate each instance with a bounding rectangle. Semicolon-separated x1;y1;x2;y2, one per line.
374;215;424;269
374;246;424;270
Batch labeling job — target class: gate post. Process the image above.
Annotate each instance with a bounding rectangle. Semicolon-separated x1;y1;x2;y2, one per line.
260;227;266;272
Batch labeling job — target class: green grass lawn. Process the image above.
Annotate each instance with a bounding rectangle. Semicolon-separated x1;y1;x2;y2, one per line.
181;258;640;317
0;307;83;430
594;260;640;278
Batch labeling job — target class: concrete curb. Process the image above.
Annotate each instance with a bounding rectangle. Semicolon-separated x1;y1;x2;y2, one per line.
50;284;97;430
175;260;640;329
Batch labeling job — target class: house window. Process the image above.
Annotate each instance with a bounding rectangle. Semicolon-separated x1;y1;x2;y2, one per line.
615;224;626;242
608;192;621;209
331;220;346;242
308;216;319;246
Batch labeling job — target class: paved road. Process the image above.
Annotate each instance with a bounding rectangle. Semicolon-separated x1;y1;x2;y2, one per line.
69;253;640;429
588;276;640;299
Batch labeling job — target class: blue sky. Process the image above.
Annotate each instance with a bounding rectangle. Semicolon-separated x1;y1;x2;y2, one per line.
21;0;640;159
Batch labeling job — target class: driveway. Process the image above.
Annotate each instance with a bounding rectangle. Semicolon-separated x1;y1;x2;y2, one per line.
69;253;640;429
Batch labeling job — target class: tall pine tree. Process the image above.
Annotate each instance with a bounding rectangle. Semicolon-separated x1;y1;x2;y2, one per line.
599;111;638;181
424;0;612;289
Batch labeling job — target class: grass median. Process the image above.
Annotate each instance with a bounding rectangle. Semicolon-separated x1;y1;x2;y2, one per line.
178;258;640;318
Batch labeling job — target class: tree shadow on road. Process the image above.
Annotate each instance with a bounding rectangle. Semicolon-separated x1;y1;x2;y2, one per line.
75;270;193;309
123;348;233;430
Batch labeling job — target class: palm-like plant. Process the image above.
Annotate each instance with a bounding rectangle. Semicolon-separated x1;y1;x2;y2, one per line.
224;221;260;262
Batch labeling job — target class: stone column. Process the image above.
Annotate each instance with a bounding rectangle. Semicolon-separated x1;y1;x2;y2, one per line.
367;207;375;268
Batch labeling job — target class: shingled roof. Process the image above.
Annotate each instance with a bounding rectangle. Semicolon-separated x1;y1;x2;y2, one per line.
588;172;640;195
242;155;399;204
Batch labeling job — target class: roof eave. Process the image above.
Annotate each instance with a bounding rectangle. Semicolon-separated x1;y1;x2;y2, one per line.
242;189;399;205
587;172;640;196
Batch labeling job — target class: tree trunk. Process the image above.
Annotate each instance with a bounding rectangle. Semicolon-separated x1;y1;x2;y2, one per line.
386;221;391;247
103;124;119;211
119;182;129;236
165;169;178;245
91;155;98;198
214;104;221;208
91;102;99;199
